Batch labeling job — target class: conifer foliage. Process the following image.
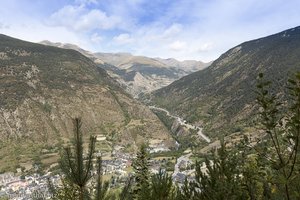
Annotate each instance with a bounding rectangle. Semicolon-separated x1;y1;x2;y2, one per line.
174;72;300;200
50;118;109;200
95;157;110;200
192;139;245;200
148;169;176;200
256;73;300;199
61;118;95;199
131;145;177;200
131;144;150;199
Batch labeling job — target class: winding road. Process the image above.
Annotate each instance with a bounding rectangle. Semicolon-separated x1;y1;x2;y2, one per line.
149;106;211;143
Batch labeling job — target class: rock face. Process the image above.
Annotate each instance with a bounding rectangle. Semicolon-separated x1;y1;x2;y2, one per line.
151;26;300;139
0;34;174;171
39;41;210;97
90;53;210;97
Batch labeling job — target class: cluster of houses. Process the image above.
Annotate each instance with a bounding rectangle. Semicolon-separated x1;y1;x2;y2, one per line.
102;151;132;177
0;172;60;199
172;158;195;183
0;142;183;199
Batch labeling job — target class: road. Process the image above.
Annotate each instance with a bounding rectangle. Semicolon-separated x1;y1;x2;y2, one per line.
149;106;211;143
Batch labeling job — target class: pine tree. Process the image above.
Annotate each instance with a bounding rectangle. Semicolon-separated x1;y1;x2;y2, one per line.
235;136;270;200
148;169;176;200
49;178;80;200
118;177;134;200
191;139;245;200
50;118;109;200
256;73;300;199
59;118;96;199
131;144;150;199
176;178;193;200
95;157;110;200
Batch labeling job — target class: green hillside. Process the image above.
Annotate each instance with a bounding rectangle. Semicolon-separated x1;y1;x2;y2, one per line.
151;26;300;139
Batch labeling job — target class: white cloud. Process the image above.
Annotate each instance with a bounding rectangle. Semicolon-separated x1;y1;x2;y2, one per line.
169;41;187;51
0;22;84;47
198;43;213;52
162;23;183;38
2;0;300;62
75;0;98;5
49;5;121;31
75;9;121;30
113;33;134;44
49;5;85;28
90;33;103;43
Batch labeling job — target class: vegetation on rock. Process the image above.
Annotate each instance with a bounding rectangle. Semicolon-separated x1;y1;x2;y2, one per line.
151;26;300;140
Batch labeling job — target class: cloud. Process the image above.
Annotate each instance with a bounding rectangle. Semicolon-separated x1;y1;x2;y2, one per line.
2;0;300;62
90;33;103;43
0;22;84;47
44;0;300;61
169;41;187;51
48;5;85;28
113;33;134;44
75;0;98;5
197;43;213;52
49;5;121;31
162;23;183;38
75;9;121;30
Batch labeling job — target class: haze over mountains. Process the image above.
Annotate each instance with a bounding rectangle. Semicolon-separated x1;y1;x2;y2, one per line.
150;26;300;142
40;40;210;97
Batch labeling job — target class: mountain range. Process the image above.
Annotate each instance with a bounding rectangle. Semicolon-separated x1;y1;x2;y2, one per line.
1;25;300;172
40;40;210;97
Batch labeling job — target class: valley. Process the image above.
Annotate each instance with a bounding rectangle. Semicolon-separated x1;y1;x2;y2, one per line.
1;24;300;199
39;41;210;98
0;34;176;174
149;105;211;143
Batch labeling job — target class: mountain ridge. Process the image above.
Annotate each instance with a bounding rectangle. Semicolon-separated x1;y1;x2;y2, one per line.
39;40;210;97
0;34;174;172
150;26;300;140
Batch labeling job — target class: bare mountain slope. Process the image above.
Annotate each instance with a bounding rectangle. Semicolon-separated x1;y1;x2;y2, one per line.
39;41;210;97
0;35;174;171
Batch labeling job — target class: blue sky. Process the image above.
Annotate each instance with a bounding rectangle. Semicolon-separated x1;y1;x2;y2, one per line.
0;0;300;62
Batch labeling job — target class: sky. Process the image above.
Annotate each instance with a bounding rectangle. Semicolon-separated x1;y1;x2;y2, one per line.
0;0;300;62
